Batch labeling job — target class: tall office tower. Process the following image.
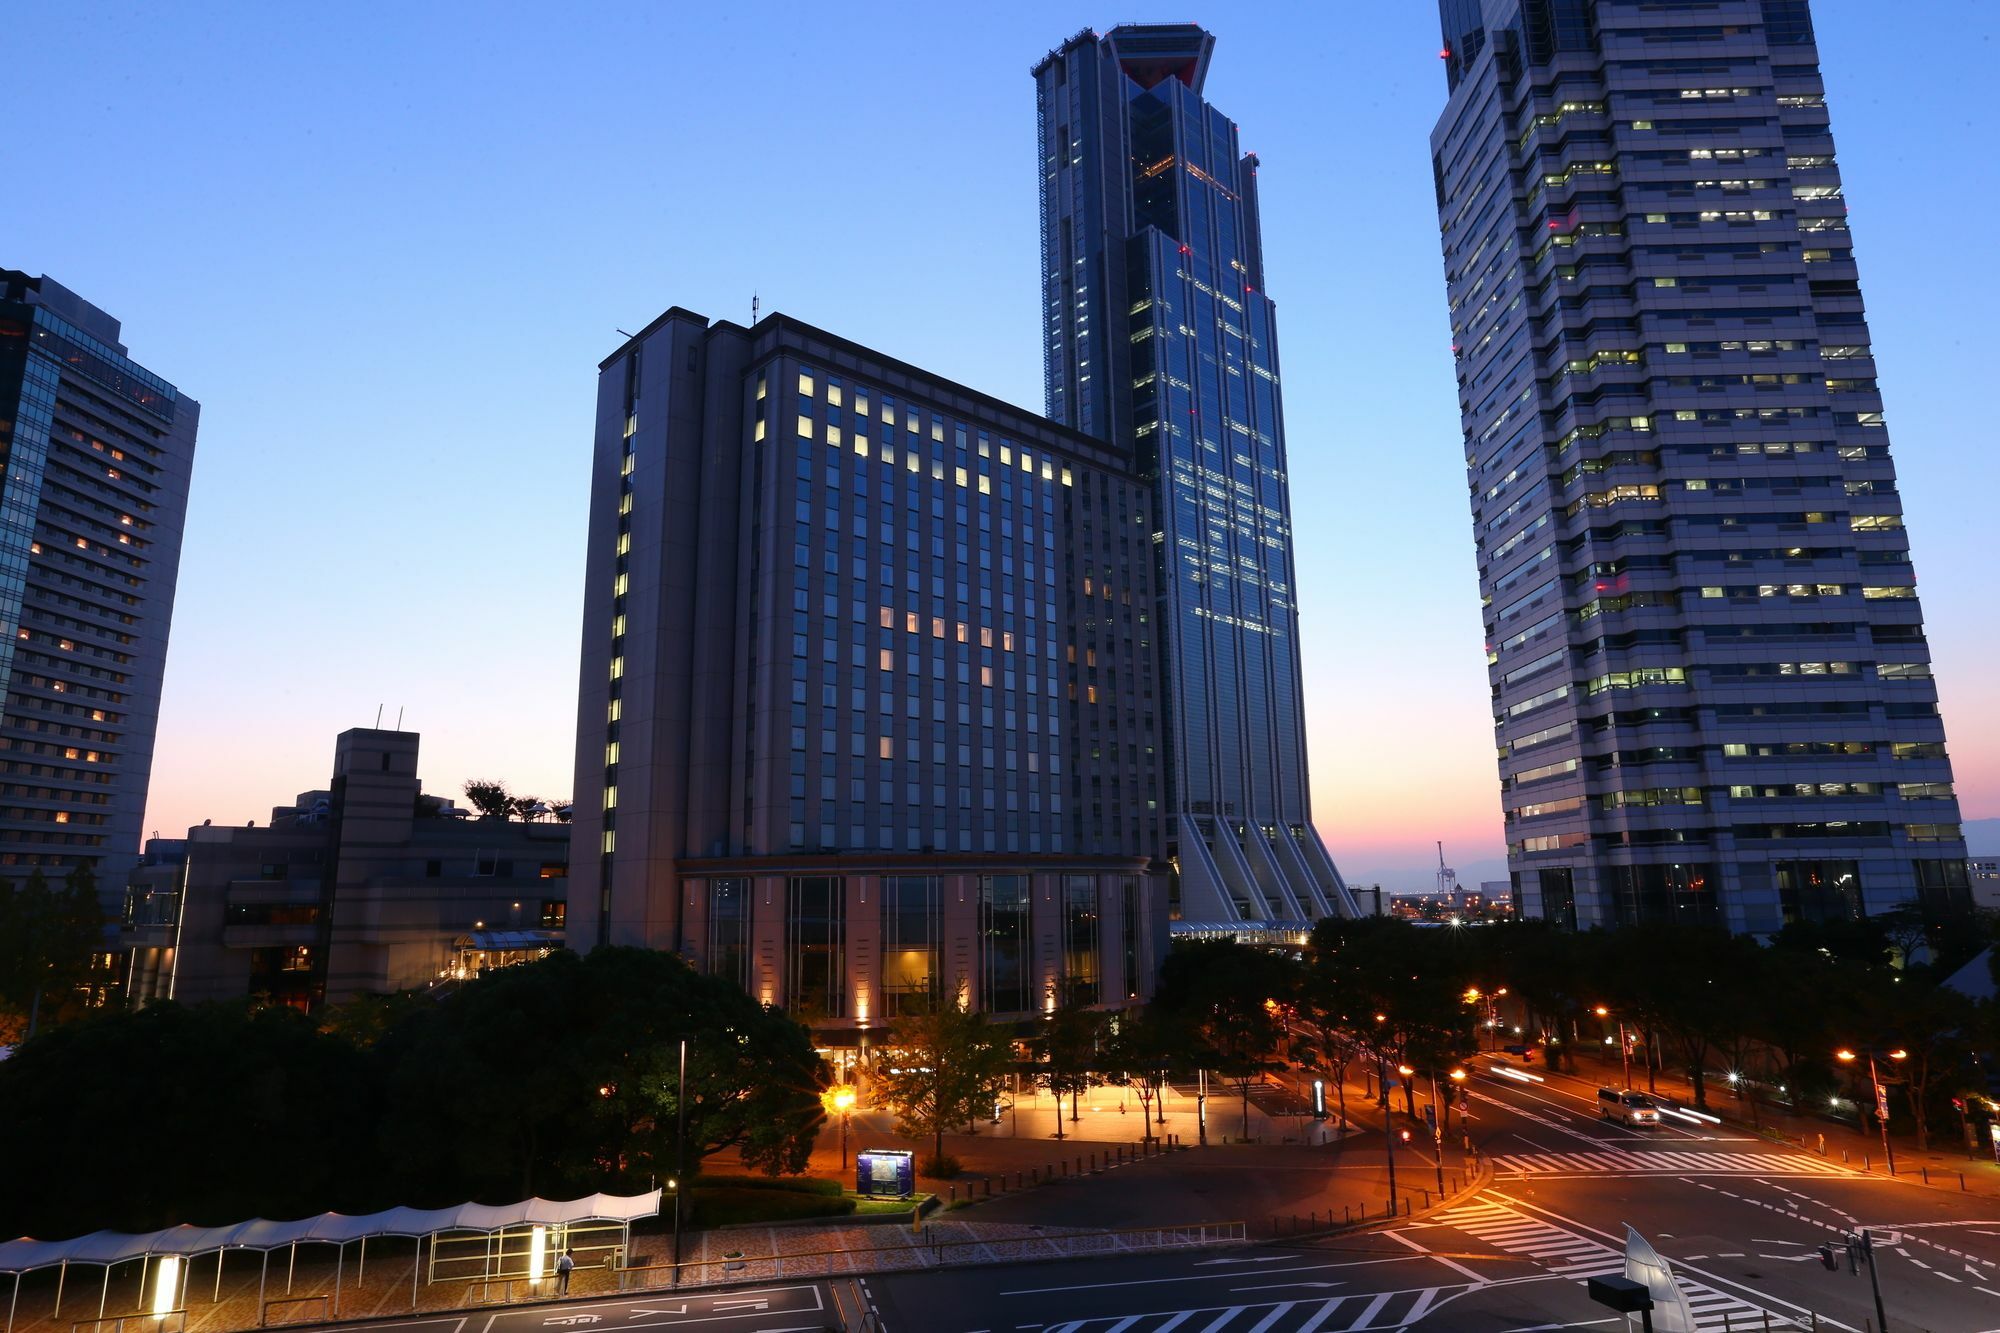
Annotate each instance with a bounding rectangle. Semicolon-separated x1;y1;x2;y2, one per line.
569;307;1166;1044
0;271;196;906
1431;1;1968;931
1034;25;1355;926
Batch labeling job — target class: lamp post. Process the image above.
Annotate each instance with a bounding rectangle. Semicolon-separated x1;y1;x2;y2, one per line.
672;1036;687;1285
1423;1068;1446;1194
1449;1067;1468;1159
822;1084;858;1170
1837;1047;1906;1175
1595;1006;1631;1090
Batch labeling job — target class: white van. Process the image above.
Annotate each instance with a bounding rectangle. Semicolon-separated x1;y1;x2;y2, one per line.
1598;1087;1660;1127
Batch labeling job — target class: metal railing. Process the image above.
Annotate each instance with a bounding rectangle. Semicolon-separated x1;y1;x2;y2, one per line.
613;1218;1247;1292
259;1295;330;1328
72;1314;185;1333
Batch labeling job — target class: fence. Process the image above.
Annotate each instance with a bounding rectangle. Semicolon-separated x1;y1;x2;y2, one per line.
71;1315;185;1333
615;1219;1247;1291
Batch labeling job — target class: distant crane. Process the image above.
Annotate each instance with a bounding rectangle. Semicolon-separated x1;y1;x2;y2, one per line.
1435;840;1459;904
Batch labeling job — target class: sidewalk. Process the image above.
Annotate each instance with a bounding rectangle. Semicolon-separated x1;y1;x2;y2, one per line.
1525;1043;2000;1198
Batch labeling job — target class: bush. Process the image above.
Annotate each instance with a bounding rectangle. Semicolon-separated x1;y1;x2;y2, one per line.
921;1152;963;1178
690;1187;857;1227
695;1173;843;1196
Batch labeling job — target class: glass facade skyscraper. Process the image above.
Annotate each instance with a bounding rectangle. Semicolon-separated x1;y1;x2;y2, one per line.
1431;0;1968;931
0;270;196;906
1035;25;1355;925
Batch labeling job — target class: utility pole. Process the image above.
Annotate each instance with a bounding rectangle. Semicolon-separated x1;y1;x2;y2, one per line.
1378;1051;1398;1210
672;1037;687;1285
1861;1229;1888;1332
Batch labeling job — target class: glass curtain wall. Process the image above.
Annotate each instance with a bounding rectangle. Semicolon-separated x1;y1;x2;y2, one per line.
881;874;941;1016
978;874;1031;1015
786;875;845;1018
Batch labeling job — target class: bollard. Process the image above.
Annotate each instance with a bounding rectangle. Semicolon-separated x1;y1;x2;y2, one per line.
950;1185;957;1204
1842;1150;1849;1164
1016;1171;1023;1189
1864;1155;1870;1172
985;1178;992;1198
1345;1204;1352;1223
1090;1153;1097;1172
1422;1188;1430;1208
1963;1173;1968;1191
1118;1146;1125;1163
1922;1166;1929;1185
1076;1156;1082;1175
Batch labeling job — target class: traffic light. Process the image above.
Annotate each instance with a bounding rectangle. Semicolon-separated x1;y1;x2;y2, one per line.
1818;1244;1837;1271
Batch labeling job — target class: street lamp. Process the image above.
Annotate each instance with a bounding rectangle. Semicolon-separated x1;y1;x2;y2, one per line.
821;1084;858;1170
1837;1047;1906;1174
1595;1006;1632;1090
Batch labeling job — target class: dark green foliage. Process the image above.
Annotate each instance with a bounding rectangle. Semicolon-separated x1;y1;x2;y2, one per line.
689;1187;856;1226
696;1173;843;1196
0;947;827;1239
0;866;108;1037
0;1001;372;1235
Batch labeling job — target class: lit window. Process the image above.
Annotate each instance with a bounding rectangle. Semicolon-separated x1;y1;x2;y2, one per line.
798;373;814;396
797;415;814;438
610;656;625;680
879;736;894;759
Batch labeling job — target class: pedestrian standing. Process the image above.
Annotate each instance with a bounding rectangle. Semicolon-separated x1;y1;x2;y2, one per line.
556;1249;574;1295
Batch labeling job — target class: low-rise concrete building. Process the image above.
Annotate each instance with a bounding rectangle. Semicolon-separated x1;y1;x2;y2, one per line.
121;728;567;1010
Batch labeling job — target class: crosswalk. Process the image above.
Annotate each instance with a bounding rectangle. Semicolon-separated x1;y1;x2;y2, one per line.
1434;1202;1805;1330
1491;1148;1847;1177
1041;1287;1449;1332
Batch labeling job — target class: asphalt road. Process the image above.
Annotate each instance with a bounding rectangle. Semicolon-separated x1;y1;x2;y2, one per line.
868;1057;2000;1332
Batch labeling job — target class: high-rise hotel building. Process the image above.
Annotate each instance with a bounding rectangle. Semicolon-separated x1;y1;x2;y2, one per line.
1430;1;1967;930
0;271;196;903
568;310;1166;1038
1034;25;1356;925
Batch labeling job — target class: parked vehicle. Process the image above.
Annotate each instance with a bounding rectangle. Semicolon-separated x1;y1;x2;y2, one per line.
1599;1087;1661;1126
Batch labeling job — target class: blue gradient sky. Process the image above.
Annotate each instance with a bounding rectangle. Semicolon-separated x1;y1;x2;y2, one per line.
12;2;1994;888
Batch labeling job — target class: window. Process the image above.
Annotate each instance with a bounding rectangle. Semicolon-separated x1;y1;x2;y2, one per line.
1061;875;1099;1005
708;878;751;992
785;876;845;1017
880;876;940;1016
978;875;1031;1014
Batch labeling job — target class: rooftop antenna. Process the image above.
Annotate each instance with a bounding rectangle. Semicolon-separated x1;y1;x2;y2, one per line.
374;704;384;728
751;291;760;325
616;328;636;340
396;706;405;731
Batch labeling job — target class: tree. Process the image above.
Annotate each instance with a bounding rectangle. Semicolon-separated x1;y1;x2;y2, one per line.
0;1000;373;1236
1155;940;1297;1141
372;947;827;1198
870;1001;1013;1174
1102;1005;1194;1140
0;866;107;1038
462;779;514;820
1028;984;1102;1138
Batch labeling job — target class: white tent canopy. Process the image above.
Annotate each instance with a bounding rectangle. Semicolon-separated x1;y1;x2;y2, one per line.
0;1191;661;1276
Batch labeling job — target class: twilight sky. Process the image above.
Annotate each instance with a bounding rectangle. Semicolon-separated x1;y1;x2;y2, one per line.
12;2;1995;889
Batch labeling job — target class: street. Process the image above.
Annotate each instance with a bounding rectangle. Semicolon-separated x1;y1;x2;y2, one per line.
867;1057;2000;1331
